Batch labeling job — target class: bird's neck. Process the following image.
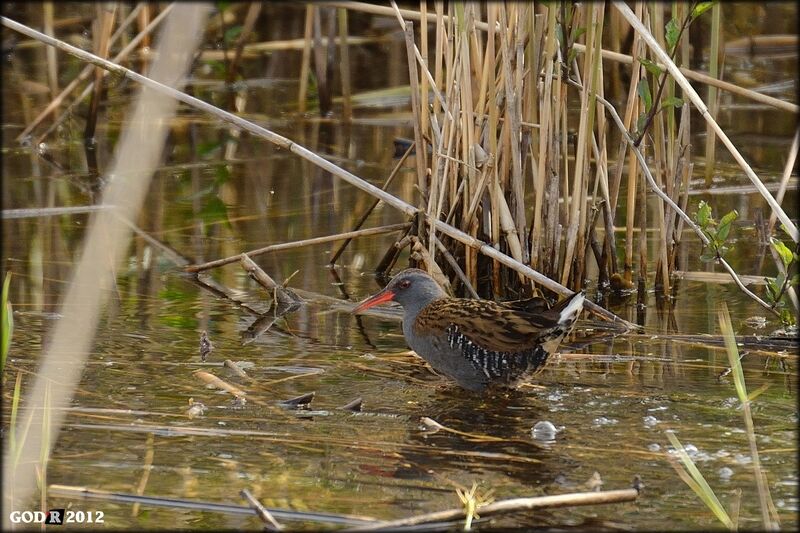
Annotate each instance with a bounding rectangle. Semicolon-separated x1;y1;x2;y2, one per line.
401;292;446;324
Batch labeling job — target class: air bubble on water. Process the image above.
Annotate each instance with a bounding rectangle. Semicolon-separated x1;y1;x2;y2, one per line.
643;415;659;427
532;421;562;442
734;453;753;465
592;416;618;426
547;391;564;402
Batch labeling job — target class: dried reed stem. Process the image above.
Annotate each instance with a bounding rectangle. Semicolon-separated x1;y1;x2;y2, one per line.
703;2;722;186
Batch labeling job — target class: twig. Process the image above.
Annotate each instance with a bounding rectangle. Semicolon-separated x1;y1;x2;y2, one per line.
48;484;377;526
241;489;283;531
1;205;116;219
131;433;154;517
767;127;799;234
239;253;302;308
0;15;629;326
612;1;798;243
328;144;413;266
345;488;640;531
185;223;410;272
434;236;479;299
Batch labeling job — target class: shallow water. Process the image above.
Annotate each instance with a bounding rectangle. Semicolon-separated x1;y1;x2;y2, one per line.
2;4;798;530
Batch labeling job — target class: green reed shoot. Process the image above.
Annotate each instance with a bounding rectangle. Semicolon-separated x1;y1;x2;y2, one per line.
2;271;12;372
666;430;734;530
718;302;778;530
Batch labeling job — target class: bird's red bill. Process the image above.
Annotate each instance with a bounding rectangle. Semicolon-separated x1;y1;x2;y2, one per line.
352;289;395;314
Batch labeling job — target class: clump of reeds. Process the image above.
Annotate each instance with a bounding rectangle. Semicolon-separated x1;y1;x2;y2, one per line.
386;3;701;300
351;2;796;319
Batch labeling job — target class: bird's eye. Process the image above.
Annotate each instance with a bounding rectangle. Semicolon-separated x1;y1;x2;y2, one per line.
398;279;411;289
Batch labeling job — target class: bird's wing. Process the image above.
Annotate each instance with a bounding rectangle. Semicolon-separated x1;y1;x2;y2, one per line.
413;298;564;353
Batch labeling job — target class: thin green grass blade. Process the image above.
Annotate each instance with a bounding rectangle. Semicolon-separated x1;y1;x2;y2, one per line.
2;271;12;371
666;431;734;529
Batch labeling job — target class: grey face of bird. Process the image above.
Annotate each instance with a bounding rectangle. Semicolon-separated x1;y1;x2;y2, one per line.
352;269;445;317
386;269;445;310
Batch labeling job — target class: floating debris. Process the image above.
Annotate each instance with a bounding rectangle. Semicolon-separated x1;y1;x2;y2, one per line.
185;398;206;418
224;359;249;378
279;392;315;409
584;471;604;492
337;397;363;412
744;316;767;329
193;371;246;399
199;330;214;361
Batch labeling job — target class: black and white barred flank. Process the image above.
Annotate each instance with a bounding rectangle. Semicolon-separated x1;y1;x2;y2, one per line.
446;325;550;380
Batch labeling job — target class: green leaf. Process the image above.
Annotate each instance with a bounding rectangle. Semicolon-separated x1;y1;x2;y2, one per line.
719;210;738;227
639;57;664;77
573;27;586;40
716;224;731;242
771;238;794;268
663;96;684;108
699;251;717;263
791;274;800;288
695;201;712;227
716;210;737;242
224;25;243;45
692;2;715;20
665;18;681;52
216;1;231;12
775;272;786;292
638;78;653;112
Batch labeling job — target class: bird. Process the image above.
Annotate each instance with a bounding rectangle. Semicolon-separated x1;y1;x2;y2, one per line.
353;268;585;391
